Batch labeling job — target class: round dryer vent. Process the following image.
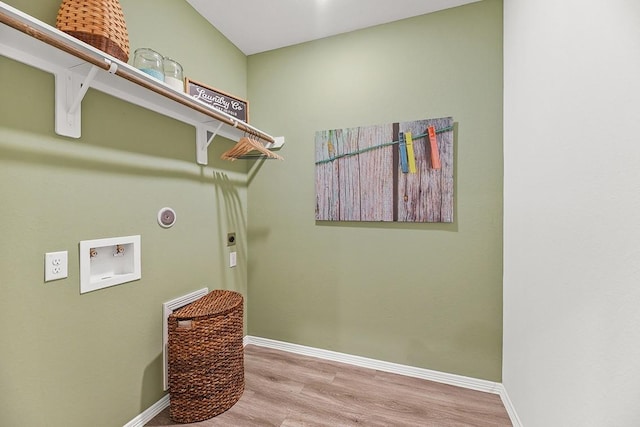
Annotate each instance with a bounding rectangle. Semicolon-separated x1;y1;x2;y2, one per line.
157;207;177;228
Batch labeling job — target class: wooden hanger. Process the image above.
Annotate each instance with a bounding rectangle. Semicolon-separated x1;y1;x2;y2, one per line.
221;136;283;161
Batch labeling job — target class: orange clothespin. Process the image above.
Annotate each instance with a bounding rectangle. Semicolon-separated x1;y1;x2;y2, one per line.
427;126;441;169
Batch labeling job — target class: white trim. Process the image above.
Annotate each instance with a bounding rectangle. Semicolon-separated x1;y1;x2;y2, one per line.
122;395;169;427
496;385;524;427
246;336;502;394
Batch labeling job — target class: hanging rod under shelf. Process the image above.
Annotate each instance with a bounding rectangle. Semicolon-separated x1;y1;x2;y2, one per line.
0;2;284;165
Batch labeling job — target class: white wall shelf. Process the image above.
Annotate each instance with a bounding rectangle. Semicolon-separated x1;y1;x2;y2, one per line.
0;2;284;165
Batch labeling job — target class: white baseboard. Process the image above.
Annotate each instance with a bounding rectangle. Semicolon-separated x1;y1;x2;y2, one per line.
122;394;169;427
246;335;502;394
247;336;523;426
125;336;522;427
496;384;524;427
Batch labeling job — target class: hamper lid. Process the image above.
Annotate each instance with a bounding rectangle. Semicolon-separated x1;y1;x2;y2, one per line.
170;290;243;321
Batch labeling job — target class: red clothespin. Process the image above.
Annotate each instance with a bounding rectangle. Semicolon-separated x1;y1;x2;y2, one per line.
427;126;441;169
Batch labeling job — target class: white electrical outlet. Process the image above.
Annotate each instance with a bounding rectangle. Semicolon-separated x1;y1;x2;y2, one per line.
230;251;237;268
45;251;68;282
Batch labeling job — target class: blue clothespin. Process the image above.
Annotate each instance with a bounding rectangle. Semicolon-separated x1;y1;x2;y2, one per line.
398;132;409;173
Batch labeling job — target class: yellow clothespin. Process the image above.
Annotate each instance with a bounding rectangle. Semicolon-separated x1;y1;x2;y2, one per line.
405;132;417;174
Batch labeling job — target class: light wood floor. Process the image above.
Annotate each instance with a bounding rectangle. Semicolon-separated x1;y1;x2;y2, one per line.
146;345;512;427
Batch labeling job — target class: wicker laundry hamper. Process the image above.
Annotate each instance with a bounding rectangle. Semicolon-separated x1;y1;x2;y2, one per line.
55;0;130;62
168;290;244;423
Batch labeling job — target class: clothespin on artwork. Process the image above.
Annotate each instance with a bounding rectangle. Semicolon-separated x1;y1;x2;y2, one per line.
427;126;441;169
405;131;417;174
327;140;335;159
398;132;409;173
327;130;336;159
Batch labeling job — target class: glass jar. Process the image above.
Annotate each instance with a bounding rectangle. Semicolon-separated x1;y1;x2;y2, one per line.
163;57;184;92
133;48;164;81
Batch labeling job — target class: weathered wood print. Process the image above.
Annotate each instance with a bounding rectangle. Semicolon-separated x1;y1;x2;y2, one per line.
315;117;454;222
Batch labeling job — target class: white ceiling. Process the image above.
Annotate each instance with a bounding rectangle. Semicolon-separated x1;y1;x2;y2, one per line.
186;0;482;55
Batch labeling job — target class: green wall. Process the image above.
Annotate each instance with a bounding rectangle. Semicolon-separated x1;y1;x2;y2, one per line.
0;1;248;426
247;0;503;381
1;1;503;425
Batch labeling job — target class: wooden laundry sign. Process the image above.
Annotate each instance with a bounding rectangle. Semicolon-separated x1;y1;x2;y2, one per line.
185;78;249;123
315;117;454;223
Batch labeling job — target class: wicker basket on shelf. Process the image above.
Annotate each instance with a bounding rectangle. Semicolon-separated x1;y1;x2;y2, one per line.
56;0;130;62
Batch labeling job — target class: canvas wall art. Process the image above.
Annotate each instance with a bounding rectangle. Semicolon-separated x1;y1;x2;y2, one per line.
315;117;454;222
